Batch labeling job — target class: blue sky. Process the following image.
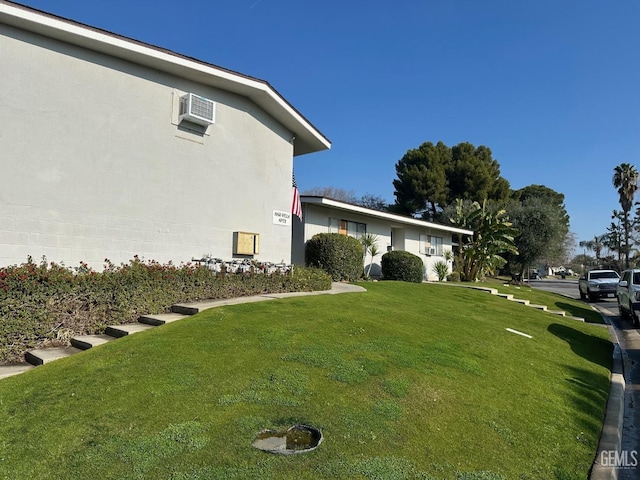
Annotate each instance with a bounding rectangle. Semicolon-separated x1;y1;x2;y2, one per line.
15;0;640;250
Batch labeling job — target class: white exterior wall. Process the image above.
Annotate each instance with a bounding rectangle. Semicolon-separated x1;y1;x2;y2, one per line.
293;203;456;280
0;24;295;269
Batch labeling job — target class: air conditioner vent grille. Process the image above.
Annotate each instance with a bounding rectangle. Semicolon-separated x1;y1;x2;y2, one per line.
179;93;216;126
190;96;215;121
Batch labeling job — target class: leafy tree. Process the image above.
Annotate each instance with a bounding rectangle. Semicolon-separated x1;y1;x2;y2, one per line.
612;163;639;268
506;199;560;277
602;221;622;267
358;194;388;211
391;141;449;218
447;143;511;205
302;187;357;203
391;141;510;220
561;231;578;267
302;188;389;211
449;199;518;281
500;185;572;276
569;253;595;274
512;184;569;220
512;185;570;249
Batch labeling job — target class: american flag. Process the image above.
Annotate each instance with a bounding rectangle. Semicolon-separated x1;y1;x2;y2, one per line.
292;174;303;220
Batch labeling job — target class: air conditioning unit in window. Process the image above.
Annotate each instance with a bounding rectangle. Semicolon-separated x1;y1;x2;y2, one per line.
427;247;437;256
179;93;216;126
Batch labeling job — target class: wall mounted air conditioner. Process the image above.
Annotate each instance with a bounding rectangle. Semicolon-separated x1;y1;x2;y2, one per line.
179;93;216;126
427;247;437;256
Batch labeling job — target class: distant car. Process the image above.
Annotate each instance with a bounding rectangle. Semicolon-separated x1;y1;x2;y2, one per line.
578;269;620;302
617;269;640;327
555;267;574;277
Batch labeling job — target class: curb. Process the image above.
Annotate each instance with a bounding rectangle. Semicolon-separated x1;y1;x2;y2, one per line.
590;336;625;480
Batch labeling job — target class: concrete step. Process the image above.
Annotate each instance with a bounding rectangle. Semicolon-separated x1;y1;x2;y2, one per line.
496;293;514;300
71;334;115;350
547;310;566;316
138;312;190;326
528;304;548;311
511;298;530;306
105;323;156;338
171;295;273;315
0;364;35;379
473;287;498;295
25;346;83;366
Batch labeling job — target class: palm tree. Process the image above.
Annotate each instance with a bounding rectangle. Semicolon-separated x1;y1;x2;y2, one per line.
612;163;639;268
579;235;604;266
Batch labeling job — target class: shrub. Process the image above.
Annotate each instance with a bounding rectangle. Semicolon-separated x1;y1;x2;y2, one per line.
0;257;331;364
381;251;424;283
288;266;332;291
432;260;449;282
305;233;364;282
447;271;461;282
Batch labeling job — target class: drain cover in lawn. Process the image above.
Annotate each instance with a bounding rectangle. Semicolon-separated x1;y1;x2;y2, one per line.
252;424;322;454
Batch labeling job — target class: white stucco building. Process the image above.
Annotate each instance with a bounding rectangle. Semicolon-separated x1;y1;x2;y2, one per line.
292;196;474;281
0;1;330;269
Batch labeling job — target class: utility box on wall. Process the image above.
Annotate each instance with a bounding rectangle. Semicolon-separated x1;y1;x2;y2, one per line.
233;232;260;255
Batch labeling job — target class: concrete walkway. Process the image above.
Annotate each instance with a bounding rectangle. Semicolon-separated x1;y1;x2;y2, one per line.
0;282;366;380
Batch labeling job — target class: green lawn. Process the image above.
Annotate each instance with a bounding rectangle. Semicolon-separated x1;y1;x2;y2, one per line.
0;282;612;479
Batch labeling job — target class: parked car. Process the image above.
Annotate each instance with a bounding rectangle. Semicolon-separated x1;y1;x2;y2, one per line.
578;269;620;302
617;269;640;327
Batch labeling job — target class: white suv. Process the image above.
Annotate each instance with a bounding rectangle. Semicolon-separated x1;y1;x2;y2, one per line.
617;269;640;327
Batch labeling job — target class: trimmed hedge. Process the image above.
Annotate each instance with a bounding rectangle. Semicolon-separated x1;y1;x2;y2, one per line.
381;250;424;283
305;233;364;282
0;257;331;364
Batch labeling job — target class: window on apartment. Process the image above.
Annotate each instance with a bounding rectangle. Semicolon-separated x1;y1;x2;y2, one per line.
329;218;366;239
420;234;444;255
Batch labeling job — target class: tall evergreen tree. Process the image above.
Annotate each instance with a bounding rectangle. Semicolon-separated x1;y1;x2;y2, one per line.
448;143;510;204
392;141;510;219
392;141;449;218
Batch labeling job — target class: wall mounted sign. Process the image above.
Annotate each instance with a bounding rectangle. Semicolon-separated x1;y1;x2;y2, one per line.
273;210;292;226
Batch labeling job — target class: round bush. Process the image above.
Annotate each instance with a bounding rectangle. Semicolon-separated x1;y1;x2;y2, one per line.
305;233;364;282
381;250;424;283
447;271;461;282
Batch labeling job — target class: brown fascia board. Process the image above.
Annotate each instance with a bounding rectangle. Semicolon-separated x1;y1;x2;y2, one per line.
0;0;331;156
